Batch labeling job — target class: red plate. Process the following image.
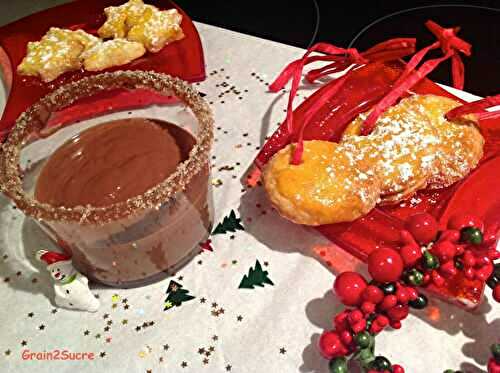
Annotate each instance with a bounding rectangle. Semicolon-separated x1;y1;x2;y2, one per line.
0;0;205;139
255;60;500;308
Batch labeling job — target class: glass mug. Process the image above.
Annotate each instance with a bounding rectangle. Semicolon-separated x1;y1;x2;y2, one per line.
0;71;214;287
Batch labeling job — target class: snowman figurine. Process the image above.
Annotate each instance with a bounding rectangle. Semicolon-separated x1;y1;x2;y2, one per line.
36;250;100;312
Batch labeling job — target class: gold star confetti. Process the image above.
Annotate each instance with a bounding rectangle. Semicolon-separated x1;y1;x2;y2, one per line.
106;337;112;343
122;319;128;325
200;298;206;304
279;347;287;354
211;302;218;308
212;335;218;341
27;312;34;318
198;348;205;355
203;358;209;365
111;294;120;302
237;315;243;322
103;314;109;319
100;352;106;358
95;334;101;339
181;361;188;368
21;340;27;346
163;344;169;351
138;351;146;358
83;330;90;336
4;350;11;356
226;365;232;371
38;324;45;330
111;303;118;309
164;301;173;309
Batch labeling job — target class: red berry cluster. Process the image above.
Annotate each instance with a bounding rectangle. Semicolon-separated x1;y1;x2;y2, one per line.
318;213;499;372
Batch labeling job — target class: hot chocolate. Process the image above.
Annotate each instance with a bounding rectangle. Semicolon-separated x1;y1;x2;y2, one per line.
34;118;212;287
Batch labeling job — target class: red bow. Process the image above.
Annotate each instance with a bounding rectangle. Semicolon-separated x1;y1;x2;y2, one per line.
361;20;472;135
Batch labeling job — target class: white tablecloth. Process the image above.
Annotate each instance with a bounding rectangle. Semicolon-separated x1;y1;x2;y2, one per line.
0;22;498;373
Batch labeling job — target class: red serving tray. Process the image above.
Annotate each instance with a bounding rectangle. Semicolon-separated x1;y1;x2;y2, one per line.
0;0;205;139
255;60;500;308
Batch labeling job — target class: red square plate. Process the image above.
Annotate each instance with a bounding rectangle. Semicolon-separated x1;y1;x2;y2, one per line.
0;0;205;139
255;60;500;308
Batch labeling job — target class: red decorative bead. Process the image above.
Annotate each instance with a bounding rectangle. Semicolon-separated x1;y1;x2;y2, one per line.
407;287;418;301
393;364;405;373
463;250;476;267
361;301;376;314
340;330;353;345
488;357;500;373
390;320;402;329
431;271;445;287
348;309;364;325
318;331;347;359
352;319;367;333
334;272;367;306
493;284;500;303
363;285;385;304
439;260;458;278
396;287;410;304
368;248;404;283
387;304;409;321
422;272;431;286
447;213;484;232
370;323;383;334
375;315;389;327
405;213;438;244
334;311;349;331
464;267;475;280
379;294;398;311
431;241;457;262
476;263;494;282
400;244;422;268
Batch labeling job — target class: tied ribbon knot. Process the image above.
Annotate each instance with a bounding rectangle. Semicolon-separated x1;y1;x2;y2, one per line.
361;20;472;135
269;39;417;164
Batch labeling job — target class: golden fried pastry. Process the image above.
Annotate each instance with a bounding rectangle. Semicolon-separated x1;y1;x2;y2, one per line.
17;27;100;82
403;94;484;189
82;39;145;71
262;140;381;226
98;0;184;53
127;8;184;52
342;96;441;203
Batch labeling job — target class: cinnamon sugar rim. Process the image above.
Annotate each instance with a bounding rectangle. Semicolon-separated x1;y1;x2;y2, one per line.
0;70;214;225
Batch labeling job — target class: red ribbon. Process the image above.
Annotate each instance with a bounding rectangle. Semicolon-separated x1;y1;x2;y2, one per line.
446;94;500;122
361;20;472;135
269;39;417;164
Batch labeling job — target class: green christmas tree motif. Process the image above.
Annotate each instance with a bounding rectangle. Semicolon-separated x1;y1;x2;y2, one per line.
238;260;274;289
164;280;195;311
212;209;244;235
